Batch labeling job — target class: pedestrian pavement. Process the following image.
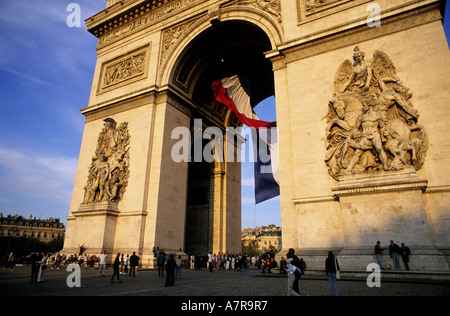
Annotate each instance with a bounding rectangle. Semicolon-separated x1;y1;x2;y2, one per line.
1;265;449;298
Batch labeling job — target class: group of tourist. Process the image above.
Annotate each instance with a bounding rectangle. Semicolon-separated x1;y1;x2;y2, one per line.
29;252;49;283
8;240;412;296
99;250;141;283
155;250;180;287
375;240;411;270
188;253;253;271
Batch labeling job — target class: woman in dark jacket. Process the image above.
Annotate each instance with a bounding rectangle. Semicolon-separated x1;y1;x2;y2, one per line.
325;251;339;296
165;254;177;287
111;253;122;283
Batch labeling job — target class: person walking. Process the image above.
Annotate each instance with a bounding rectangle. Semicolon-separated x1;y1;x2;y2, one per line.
129;252;140;277
37;252;48;283
99;250;107;277
120;254;124;274
111;253;121;283
51;252;61;270
165;254;177;287
325;251;340;296
285;253;300;296
374;241;385;269
6;252;15;271
400;243;411;271
389;240;401;270
175;255;182;280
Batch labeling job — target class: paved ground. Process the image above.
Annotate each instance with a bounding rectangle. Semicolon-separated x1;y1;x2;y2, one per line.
1;265;449;298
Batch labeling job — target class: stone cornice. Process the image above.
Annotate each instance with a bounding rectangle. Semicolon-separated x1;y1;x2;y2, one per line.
292;195;338;205
278;1;442;64
332;169;429;197
87;0;212;49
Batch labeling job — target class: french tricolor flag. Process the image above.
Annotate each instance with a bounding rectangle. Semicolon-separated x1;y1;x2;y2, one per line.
212;76;280;204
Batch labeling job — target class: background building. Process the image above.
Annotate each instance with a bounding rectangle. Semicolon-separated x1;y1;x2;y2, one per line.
0;213;65;242
242;225;282;254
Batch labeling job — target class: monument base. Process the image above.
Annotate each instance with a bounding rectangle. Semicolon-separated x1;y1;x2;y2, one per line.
62;202;119;263
330;169;449;272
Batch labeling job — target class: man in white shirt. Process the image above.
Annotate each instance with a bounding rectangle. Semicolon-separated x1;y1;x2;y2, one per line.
207;252;214;273
99;250;107;277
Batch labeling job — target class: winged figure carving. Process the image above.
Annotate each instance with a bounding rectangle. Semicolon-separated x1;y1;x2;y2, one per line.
325;46;428;179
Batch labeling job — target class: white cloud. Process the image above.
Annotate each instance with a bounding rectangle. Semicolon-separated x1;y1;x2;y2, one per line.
0;146;77;203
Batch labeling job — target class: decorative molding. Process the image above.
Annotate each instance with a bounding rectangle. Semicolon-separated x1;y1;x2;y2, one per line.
305;0;348;15
237;0;282;23
157;5;284;87
297;0;372;23
292;195;338;205
95;0;208;49
83;90;156;123
284;2;442;64
424;185;450;194
160;17;199;67
332;169;429;197
97;44;151;95
333;180;428;197
73;201;120;217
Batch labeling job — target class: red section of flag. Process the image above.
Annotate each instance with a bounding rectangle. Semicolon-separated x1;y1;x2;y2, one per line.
211;79;276;129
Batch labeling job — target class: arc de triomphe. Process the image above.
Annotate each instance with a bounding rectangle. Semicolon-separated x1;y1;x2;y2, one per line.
63;0;450;271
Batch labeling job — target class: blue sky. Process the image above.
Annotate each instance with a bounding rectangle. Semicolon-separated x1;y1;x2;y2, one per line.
0;1;449;229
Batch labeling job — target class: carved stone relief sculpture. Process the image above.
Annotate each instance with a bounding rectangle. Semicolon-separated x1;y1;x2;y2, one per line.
324;46;428;180
306;0;344;13
238;0;282;23
83;118;130;204
103;52;146;88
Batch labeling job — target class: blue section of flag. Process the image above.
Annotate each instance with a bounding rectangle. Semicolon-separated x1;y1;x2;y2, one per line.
254;129;280;204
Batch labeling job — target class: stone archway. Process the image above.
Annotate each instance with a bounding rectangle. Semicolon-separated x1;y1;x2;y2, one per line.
166;19;276;256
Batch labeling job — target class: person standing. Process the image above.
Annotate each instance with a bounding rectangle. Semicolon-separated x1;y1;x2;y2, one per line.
389;240;401;270
37;253;48;283
216;252;222;270
157;252;165;276
165;254;177;287
208;252;214;273
288;248;302;296
175;255;182;280
30;252;40;283
400;243;411;271
279;256;287;274
195;253;201;270
99;250;107;277
129;252;140;277
123;254;129;274
374;241;385;269
190;254;195;270
111;253;121;283
325;251;340;296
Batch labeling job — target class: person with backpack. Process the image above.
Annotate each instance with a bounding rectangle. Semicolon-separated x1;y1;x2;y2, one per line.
299;258;306;274
288;248;302;296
